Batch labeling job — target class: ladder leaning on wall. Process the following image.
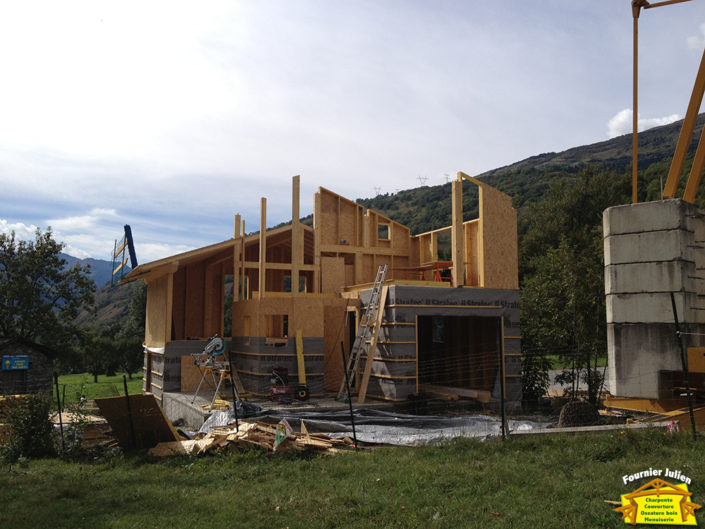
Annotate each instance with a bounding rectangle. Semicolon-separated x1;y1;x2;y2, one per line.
337;264;388;402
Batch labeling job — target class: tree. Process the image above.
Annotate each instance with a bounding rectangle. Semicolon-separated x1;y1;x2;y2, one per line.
519;168;630;405
117;281;146;379
0;229;95;351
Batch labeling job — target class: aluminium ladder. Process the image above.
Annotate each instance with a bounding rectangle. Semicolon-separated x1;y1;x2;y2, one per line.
337;264;388;401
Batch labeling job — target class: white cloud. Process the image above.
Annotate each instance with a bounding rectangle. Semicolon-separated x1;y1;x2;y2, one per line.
0;219;39;240
687;23;705;51
136;243;196;264
607;109;681;139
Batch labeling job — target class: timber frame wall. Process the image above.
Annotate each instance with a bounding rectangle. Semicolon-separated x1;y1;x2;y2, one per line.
126;172;520;403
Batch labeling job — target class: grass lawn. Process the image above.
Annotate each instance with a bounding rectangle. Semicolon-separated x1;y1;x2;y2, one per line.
1;428;703;528
56;372;144;403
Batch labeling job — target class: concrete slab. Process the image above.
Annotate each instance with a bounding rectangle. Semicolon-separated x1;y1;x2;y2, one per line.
603;199;689;237
604;230;691;266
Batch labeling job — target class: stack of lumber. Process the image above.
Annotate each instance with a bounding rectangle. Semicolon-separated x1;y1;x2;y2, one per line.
148;420;354;457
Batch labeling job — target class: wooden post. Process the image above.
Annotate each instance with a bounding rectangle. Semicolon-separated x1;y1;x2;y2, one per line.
681;46;705;203
241;219;246;300
632;3;640;204
451;177;464;287
313;191;321;293
292;176;302;296
233;213;241;301
259;198;266;300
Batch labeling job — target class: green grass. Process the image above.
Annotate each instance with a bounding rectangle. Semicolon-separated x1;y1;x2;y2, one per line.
1;428;704;528
55;372;144;403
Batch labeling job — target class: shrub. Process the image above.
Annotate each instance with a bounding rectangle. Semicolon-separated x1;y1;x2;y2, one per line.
1;392;56;462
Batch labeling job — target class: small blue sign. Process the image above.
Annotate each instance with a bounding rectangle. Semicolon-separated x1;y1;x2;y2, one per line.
2;355;29;370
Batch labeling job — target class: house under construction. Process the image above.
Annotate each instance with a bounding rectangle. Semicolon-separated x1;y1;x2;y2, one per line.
124;172;521;407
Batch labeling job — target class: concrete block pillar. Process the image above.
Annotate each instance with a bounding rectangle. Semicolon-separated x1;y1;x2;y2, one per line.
604;199;705;398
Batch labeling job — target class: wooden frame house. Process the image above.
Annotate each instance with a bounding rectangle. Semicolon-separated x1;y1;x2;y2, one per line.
125;172;521;406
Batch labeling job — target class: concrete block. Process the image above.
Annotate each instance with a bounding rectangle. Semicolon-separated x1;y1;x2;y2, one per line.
605;292;694;324
604;261;690;295
604;230;692;266
603;199;690;237
606;323;682;398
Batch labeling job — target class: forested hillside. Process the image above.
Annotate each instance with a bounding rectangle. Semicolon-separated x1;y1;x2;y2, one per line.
356;113;705;235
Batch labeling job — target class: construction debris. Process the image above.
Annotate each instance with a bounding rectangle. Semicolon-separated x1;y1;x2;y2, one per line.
148;419;354;457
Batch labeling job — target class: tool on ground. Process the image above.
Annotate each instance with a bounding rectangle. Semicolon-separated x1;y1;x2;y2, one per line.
191;335;244;410
294;330;309;401
336;264;388;401
269;366;291;403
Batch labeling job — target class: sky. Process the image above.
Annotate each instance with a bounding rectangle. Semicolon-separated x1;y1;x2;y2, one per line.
1;0;704;264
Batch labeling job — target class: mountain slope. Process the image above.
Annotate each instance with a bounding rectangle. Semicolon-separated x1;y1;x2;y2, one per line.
60;253;130;289
357;113;705;234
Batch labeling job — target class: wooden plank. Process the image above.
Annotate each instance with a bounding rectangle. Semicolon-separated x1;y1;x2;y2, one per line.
451;178;464;287
292;175;302;297
259;197;266;300
95;394;180;449
233;213;241;302
603;396;686;414
688;347;705;373
313;191;322;293
296;329;306;385
357;284;388;403
419;384;491;403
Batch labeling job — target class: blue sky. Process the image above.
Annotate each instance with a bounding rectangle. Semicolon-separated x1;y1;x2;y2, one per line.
1;0;704;263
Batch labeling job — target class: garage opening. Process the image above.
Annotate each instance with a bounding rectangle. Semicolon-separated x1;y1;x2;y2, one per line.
417;315;500;393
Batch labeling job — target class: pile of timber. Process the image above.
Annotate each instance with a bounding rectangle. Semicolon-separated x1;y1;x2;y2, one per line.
148;420;355;457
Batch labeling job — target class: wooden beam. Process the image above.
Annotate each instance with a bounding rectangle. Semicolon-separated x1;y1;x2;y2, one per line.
319;244;408;256
451;178;464;287
233;213;241;301
259;197;266;300
683;122;705;203
419;384;490;403
357;284;388;403
241;219;246;300
242;261;317;271
313;191;321;293
166;272;174;343
292;175;302;296
664;45;705;199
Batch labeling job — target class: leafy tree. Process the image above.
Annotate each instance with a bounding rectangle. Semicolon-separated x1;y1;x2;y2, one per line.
0;229;95;351
519;168;629;405
117;281;146;379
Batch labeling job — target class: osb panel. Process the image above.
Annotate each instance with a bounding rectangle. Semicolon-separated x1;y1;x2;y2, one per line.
363;254;380;284
323;304;350;391
172;268;186;340
317;189;341;246
480;185;518;289
464;220;480;287
409;237;421;267
345;264;355;286
338;199;361;245
145;275;168;347
232;297;348;341
391;222;410;253
185;262;205;338
321;256;346;294
203;263;223;337
180;356;218;392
